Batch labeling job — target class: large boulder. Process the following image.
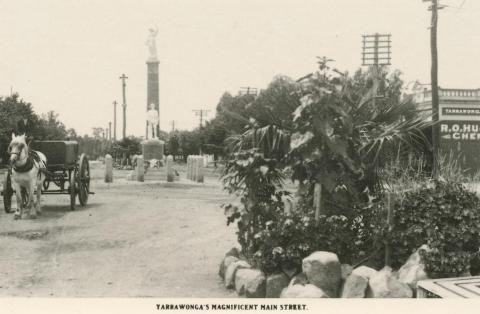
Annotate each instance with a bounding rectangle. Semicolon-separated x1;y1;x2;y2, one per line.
352;266;378;279
367;267;413;298
288;273;308;287
302;251;341;297
397;245;430;289
225;260;250;289
235;269;266;297
225;247;241;258
341;264;354;281
219;256;239;279
281;263;300;279
266;273;290;298
341;274;369;298
245;271;266;298
341;265;378;298
280;284;329;298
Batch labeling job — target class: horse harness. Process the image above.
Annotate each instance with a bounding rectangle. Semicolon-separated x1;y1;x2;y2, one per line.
12;151;45;173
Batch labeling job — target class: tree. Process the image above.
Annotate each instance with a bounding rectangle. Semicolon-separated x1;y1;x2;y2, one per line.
222;59;432;267
116;136;142;155
200;77;300;160
0;94;39;163
246;75;300;131
0;95;78;164
92;127;105;139
36;111;68;140
201;119;227;159
178;130;201;160
224;58;431;229
167;131;180;159
66;128;78;140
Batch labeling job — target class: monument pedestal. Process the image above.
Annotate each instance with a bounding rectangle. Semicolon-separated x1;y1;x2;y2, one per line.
141;138;165;180
142;138;165;161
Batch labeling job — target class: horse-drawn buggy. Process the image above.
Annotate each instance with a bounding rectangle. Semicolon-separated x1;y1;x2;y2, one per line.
2;138;92;217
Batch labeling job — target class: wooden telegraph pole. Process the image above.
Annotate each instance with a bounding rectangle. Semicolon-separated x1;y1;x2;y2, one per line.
362;33;392;111
192;109;210;155
192;109;210;128
361;33;393;264
113;100;117;141
119;74;128;139
425;0;444;178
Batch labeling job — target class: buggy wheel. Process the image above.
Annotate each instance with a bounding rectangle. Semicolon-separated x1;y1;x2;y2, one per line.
69;170;76;210
3;172;13;213
78;154;90;206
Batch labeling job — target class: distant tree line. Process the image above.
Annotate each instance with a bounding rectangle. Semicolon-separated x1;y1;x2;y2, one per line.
0;93;118;164
0;94;74;164
163;75;299;162
0;77;316;165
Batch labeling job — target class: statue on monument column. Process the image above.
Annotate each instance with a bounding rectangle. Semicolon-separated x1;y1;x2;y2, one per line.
147;103;159;139
146;26;159;60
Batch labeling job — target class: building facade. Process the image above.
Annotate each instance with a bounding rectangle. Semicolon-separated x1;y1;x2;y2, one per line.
412;86;480;172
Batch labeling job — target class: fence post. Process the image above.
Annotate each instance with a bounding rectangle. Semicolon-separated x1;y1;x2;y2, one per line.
314;183;322;221
105;154;113;183
136;155;145;182
166;155;174;182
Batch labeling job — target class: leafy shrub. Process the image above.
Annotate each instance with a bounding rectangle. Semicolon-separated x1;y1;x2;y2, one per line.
221;59;480;279
241;194;391;275
251;211;355;275
390;180;480;277
222;149;288;259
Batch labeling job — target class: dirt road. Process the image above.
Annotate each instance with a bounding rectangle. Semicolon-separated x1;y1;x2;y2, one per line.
0;164;238;297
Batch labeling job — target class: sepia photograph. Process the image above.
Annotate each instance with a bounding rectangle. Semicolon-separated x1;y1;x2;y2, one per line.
1;0;480;309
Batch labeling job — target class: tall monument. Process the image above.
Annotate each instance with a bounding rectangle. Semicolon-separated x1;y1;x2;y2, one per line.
142;26;164;164
146;26;160;139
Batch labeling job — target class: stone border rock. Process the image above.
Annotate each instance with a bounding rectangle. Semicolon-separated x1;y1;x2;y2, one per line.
218;248;440;298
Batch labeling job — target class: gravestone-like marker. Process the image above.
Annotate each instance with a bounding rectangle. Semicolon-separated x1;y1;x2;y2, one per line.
136;155;145;182
190;156;194;180
105;154;113;183
186;155;204;182
186;156;191;180
166;155;174;182
196;156;204;183
192;156;198;182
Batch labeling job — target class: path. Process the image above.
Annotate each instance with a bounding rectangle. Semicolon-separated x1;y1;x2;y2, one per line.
0;164;238;297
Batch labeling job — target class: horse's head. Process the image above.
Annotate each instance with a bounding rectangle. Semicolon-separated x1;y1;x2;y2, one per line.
8;133;28;166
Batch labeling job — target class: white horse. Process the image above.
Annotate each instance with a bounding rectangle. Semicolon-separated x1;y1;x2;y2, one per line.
8;134;47;219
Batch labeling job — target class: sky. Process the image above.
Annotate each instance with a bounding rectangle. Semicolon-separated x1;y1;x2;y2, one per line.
0;0;479;137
